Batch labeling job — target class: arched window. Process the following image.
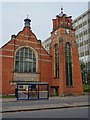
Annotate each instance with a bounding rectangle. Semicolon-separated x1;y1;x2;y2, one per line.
15;47;36;73
65;42;73;86
54;44;59;78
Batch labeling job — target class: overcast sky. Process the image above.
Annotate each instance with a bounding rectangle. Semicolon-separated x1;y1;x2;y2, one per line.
0;1;89;47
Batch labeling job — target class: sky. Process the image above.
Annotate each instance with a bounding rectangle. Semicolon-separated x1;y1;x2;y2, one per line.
0;1;89;47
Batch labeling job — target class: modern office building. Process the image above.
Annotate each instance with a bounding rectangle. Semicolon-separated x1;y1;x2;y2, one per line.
0;8;83;95
42;37;51;54
73;9;90;83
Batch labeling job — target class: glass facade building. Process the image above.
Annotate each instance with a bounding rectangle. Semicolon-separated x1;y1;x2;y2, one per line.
73;9;90;82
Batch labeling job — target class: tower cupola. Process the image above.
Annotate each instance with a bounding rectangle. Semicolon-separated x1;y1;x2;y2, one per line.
52;7;73;31
24;15;31;28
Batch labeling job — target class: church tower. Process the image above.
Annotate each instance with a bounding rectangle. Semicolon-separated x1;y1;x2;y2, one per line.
51;8;83;95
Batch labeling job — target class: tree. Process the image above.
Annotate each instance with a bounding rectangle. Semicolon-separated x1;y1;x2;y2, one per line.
80;61;87;84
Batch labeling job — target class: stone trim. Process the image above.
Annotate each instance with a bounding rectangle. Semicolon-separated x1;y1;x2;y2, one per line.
15;39;39;44
39;53;50;56
0;55;13;58
1;49;14;52
0;54;51;61
7;44;44;50
18;34;36;39
38;59;51;62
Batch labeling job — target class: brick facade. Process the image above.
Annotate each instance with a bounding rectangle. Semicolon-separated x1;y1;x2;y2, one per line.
0;10;83;95
0;25;52;95
50;10;83;95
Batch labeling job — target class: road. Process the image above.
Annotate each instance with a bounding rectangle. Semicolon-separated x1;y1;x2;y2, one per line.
2;95;88;110
2;107;89;118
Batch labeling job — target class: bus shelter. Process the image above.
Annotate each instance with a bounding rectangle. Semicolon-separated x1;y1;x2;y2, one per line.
15;82;49;100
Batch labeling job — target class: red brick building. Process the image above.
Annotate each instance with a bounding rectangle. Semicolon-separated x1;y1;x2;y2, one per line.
0;9;83;95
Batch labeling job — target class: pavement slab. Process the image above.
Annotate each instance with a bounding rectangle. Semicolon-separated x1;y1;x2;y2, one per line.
1;94;90;113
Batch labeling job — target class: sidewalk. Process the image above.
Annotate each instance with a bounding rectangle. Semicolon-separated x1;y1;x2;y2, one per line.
1;94;89;113
2;93;89;102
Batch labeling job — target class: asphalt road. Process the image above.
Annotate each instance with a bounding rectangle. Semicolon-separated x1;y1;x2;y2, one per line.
2;107;89;118
2;95;88;110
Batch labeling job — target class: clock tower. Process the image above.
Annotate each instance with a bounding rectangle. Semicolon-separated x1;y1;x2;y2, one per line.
51;8;83;95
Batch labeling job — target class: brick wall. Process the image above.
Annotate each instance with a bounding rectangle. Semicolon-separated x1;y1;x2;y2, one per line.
0;15;84;95
51;14;84;95
0;26;52;95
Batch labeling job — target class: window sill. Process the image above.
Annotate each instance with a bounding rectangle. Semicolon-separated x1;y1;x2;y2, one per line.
54;77;59;79
14;72;38;74
66;85;74;88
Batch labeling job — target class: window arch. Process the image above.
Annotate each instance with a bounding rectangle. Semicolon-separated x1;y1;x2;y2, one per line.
54;44;59;78
15;47;37;73
65;42;73;86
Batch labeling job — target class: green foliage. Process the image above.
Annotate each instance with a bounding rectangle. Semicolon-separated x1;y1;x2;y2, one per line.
2;95;15;98
83;84;90;93
80;61;87;83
